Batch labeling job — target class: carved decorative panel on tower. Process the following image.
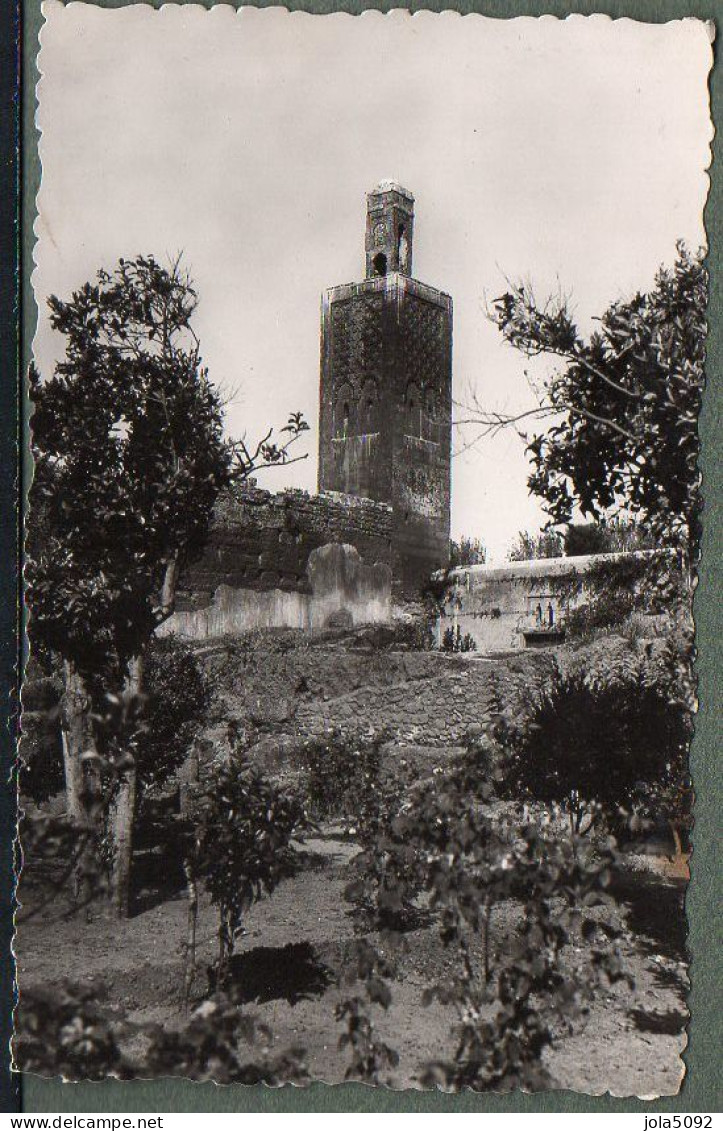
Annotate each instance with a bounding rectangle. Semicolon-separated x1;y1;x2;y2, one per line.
319;185;452;592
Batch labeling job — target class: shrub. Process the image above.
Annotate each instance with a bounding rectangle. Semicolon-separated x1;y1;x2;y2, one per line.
442;626;477;653
300;730;385;821
345;724;630;1091
564;590;636;638
497;644;692;837
348;617;434;652
450;536;487;567
345;758;426;929
189;757;305;985
558;551;690;640
14;983;124;1081
16;982;308;1085
336;939;399;1085
144;994;308;1084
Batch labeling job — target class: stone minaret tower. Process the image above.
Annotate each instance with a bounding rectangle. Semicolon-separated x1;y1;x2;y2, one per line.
318;182;453;591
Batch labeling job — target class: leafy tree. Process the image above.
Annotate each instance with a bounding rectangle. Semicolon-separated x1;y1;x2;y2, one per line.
27;255;231;912
508;528;564;561
563;523;610;557
135;637;210;793
477;244;705;548
563;518;656;557
28;254;307;915
186;757;304;987
449;535;486;567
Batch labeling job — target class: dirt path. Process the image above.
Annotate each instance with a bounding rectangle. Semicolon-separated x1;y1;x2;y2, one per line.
17;827;687;1096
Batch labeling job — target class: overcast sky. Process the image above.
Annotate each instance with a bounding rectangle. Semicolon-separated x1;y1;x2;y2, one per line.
35;4;712;560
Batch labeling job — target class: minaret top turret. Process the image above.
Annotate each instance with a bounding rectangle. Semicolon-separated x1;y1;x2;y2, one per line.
365;181;415;279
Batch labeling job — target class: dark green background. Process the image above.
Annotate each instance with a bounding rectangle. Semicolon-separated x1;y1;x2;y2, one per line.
19;0;722;1113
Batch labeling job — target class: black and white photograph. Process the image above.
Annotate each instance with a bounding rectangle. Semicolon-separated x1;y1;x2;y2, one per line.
16;3;713;1097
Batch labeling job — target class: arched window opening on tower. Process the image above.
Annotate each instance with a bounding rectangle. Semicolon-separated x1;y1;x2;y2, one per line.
334;385;355;439
372;252;387;277
360;379;378;434
397;224;408;272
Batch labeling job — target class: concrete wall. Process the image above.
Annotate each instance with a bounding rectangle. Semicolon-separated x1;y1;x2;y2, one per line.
163;543;392;640
439;551;662;654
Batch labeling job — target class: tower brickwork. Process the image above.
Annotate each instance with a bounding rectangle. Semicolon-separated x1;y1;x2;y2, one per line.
318;183;452;591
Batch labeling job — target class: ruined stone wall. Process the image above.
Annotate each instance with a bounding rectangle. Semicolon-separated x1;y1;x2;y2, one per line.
166;543;392;639
175;483;393;612
202;642;501;748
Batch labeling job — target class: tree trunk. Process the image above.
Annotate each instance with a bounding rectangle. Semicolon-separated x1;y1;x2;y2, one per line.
109;654;142;919
59;661;93;825
217;909;235;988
109;766;137;918
182;856;198;1011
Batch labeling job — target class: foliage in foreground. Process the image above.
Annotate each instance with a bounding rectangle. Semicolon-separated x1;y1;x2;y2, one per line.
344;730;632;1091
14;984;308;1085
14;983;124;1081
143;994;309;1085
20;631;692;1089
336;938;400;1086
